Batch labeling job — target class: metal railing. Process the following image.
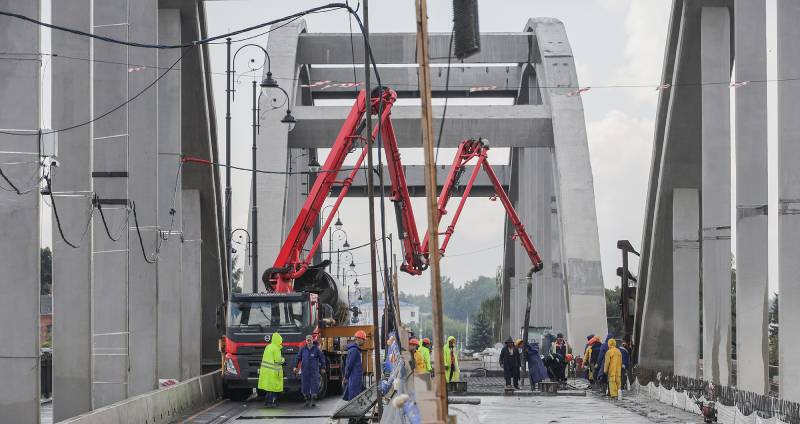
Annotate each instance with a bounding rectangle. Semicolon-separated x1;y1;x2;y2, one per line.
634;367;800;423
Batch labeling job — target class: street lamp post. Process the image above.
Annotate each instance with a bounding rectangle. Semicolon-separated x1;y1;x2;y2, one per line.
321;205;343;265
228;41;295;293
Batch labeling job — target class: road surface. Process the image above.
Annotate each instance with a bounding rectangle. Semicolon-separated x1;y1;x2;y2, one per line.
176;393;344;424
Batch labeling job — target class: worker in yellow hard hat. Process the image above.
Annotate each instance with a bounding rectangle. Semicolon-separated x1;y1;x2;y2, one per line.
419;338;432;374
343;330;367;401
409;339;427;374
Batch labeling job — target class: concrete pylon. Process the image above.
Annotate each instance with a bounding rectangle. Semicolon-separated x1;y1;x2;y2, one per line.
51;0;94;419
700;6;732;386
525;18;607;344
777;0;800;403
672;188;700;378
0;1;41;422
733;0;769;394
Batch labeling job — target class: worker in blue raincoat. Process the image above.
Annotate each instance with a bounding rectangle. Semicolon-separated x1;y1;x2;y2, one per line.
594;334;614;392
293;334;327;407
522;341;548;388
343;330;367;401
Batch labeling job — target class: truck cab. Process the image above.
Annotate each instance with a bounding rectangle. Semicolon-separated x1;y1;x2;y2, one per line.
220;292;322;400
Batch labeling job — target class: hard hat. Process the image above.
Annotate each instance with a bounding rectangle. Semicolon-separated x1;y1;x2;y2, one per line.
354;330;367;340
422;338;431;344
565;354;574;362
409;338;419;346
515;338;524;346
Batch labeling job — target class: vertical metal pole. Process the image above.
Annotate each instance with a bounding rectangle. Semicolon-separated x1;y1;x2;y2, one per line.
620;249;628;339
362;0;382;416
415;0;448;420
225;38;233;295
251;80;259;293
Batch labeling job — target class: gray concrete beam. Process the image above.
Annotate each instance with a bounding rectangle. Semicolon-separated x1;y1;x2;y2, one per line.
733;0;769;394
637;0;703;372
526;18;606;344
157;8;183;382
179;1;227;372
91;0;131;407
329;165;510;197
501;149;520;339
0;1;40;421
127;0;160;396
672;188;700;378
700;6;732;386
51;0;94;419
297;32;532;65
634;0;685;359
306;66;523;99
181;190;202;379
777;0;800;403
288;105;553;149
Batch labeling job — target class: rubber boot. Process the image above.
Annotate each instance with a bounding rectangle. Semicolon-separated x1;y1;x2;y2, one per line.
311;395;317;407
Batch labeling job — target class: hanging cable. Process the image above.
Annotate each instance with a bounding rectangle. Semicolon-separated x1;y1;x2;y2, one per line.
0;47;193;137
46;177;93;249
130;200;157;264
0;4;349;49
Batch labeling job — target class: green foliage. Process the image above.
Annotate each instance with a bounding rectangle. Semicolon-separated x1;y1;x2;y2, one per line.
230;254;243;293
605;286;622;336
468;313;494;351
417;314;466;343
769;293;779;367
41;247;52;295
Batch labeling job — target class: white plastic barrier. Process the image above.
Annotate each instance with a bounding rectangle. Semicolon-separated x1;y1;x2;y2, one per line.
631;378;793;424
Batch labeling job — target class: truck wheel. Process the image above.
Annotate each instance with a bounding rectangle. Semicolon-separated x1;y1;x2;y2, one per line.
223;385;252;402
318;372;329;398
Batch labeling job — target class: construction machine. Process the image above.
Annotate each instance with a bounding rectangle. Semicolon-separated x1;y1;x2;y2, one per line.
219;87;543;400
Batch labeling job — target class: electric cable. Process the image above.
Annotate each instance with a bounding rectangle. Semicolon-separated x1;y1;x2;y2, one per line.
0;3;350;49
130;200;157;264
46;177;93;249
94;195;129;242
0;46;193;136
181;155;364;175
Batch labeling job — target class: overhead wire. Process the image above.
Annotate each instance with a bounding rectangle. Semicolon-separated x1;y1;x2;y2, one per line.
0;46;193;136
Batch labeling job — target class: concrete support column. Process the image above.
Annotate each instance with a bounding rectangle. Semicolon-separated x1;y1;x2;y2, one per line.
672;188;700;378
733;0;769;394
181;190;202;379
157;8;183;382
528;18;607;344
700;6;731;386
51;0;93;419
777;0;800;403
0;1;41;421
126;0;159;396
500;148;519;338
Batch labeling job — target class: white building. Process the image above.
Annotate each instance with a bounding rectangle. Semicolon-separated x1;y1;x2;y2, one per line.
350;299;420;327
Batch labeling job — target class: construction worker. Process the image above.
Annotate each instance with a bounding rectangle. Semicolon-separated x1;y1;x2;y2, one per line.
343;330;367;401
619;340;631;391
603;338;622;399
584;335;602;387
419;338;432;373
595;334;614;393
500;337;521;389
292;334;326;408
409;339;427;374
258;332;285;408
443;336;460;382
522;341;548;388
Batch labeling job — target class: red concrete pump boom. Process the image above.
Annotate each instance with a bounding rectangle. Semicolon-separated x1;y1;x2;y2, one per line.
263;88;543;294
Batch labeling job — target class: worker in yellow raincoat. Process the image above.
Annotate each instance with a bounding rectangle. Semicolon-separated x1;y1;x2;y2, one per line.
603;338;622;399
419;338;432;373
443;336;460;382
258;332;285;408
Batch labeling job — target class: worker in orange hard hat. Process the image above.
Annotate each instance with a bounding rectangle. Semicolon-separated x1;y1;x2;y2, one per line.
343;330;367;401
409;339;427;374
419;338;432;374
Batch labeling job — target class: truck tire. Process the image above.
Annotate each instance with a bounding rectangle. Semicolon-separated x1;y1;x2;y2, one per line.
318;370;329;398
223;384;252;402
